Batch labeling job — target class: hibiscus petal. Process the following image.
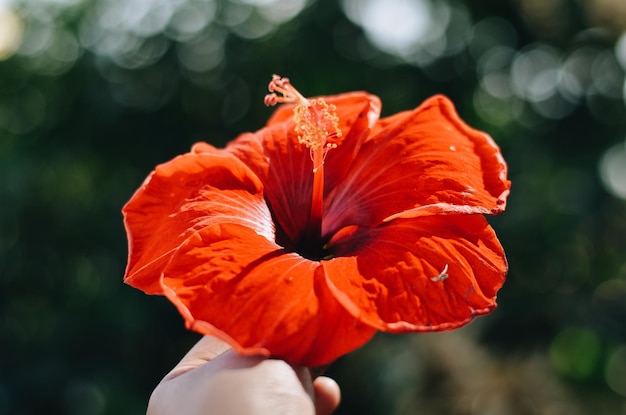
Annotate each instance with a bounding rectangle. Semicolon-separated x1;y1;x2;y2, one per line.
227;92;381;246
323;93;382;191
323;95;510;235
123;149;272;294
160;223;376;366
323;215;507;332
225;126;312;247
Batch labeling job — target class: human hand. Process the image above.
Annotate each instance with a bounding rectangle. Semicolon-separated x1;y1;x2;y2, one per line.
147;336;341;415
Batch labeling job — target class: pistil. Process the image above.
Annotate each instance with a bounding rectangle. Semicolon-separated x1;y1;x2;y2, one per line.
265;75;342;245
308;146;325;241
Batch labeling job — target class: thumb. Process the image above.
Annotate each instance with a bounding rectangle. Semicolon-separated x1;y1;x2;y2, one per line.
313;376;341;415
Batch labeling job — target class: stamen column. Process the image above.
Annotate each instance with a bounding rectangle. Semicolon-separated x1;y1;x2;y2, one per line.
265;75;342;243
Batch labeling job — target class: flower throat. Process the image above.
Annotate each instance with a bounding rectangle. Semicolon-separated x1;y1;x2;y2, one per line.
265;75;342;259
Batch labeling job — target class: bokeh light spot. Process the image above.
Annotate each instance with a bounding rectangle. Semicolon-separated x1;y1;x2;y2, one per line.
176;28;225;73
549;327;601;380
342;0;431;57
166;1;216;41
511;44;560;102
341;0;464;66
599;139;626;200
67;256;103;308
16;18;54;57
591;51;624;99
473;88;521;126
249;0;308;25
0;7;23;60
615;31;626;69
509;44;579;119
605;346;626;397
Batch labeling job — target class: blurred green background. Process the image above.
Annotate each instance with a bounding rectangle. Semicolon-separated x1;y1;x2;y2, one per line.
1;0;626;413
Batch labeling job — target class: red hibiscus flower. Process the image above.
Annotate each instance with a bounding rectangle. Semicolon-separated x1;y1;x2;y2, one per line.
123;75;510;367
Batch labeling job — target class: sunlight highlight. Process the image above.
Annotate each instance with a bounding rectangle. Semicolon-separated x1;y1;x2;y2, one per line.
0;7;23;60
599;139;626;200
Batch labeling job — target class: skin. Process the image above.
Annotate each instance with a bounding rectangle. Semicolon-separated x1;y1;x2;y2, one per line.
147;336;341;415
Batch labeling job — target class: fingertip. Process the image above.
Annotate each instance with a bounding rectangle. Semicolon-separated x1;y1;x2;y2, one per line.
313;376;341;415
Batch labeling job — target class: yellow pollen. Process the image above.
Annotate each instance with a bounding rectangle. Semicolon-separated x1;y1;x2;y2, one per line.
265;75;343;171
293;99;342;152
